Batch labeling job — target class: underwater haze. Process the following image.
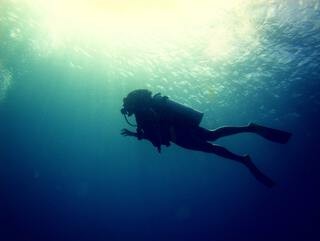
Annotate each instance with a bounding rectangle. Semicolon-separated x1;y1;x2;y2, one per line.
0;0;320;240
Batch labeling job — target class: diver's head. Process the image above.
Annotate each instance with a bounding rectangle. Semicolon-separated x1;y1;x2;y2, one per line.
121;89;152;116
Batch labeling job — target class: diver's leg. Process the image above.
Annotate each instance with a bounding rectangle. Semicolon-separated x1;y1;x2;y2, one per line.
197;125;252;141
198;123;291;143
173;128;248;163
176;140;275;187
177;140;248;164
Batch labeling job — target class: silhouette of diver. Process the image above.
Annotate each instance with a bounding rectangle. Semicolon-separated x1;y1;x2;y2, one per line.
120;89;292;187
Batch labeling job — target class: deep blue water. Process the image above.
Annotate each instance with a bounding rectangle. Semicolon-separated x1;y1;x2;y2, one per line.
1;1;320;241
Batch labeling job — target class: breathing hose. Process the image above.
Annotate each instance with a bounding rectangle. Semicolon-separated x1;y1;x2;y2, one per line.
122;113;137;127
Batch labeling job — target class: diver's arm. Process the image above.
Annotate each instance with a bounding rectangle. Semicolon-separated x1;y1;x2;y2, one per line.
136;126;162;153
142;109;164;152
121;128;162;153
121;128;147;140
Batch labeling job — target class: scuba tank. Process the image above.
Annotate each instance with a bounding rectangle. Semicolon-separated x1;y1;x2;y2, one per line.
152;93;203;126
121;89;204;127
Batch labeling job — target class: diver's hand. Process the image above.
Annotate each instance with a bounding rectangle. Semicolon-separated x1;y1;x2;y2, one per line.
121;129;136;137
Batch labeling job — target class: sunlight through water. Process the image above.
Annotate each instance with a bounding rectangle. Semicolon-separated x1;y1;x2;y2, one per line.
1;0;319;118
19;0;257;60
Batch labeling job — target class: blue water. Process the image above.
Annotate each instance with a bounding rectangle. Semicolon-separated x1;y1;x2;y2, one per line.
1;1;320;241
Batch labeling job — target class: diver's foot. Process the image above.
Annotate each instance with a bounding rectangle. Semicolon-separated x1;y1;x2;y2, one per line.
248;123;291;144
243;155;276;188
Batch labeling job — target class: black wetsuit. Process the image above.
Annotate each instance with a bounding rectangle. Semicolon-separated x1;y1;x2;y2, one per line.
121;90;291;187
134;108;171;152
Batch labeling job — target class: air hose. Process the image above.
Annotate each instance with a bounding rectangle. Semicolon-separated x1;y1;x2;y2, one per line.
122;113;137;127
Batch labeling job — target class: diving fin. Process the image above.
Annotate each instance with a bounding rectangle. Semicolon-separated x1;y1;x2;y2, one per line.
250;123;292;144
244;155;275;188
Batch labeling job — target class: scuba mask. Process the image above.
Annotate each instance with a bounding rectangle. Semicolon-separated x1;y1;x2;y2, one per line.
121;89;152;115
121;89;153;127
121;97;137;127
121;97;136;116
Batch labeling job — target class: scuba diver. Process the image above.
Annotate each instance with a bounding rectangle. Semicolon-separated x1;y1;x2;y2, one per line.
120;89;292;187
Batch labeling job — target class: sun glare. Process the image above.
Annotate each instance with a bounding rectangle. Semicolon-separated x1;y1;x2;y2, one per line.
24;0;256;60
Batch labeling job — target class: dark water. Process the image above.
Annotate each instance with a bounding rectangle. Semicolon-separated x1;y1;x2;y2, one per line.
1;1;320;241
